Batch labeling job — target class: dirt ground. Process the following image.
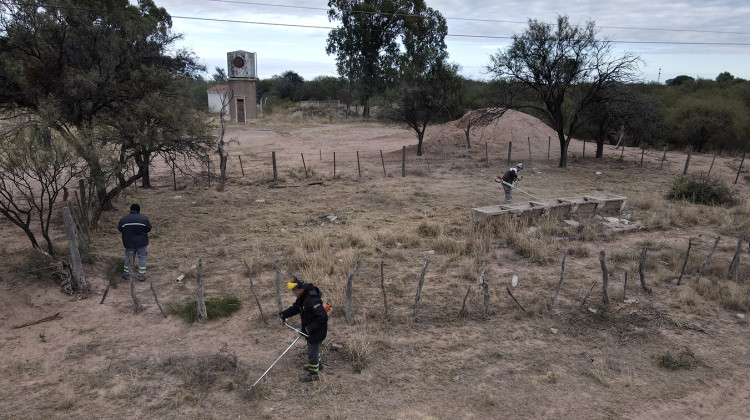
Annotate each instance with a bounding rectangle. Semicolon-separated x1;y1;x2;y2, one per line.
1;110;749;419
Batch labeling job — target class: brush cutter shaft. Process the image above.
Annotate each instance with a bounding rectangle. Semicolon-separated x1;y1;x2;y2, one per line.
249;335;303;390
284;320;309;337
501;181;540;201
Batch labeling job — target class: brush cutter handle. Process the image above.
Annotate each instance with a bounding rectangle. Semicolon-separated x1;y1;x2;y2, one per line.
284;320;309;337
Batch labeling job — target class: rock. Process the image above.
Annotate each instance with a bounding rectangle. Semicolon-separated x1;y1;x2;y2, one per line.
280;228;287;234
659;261;669;266
173;195;182;199
563;220;580;228
604;217;620;223
511;275;518;288
424;250;435;255
528;226;538;234
623;299;639;304
595;171;602;175
255;199;266;203
588;307;598;314
551;328;559;334
738;313;746;320
327;215;337;222
592;214;604;222
671;278;680;284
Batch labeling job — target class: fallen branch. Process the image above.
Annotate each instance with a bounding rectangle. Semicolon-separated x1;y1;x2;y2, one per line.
677;238;693;285
638;246;652;294
580;281;598;309
696;236;721;286
12;312;61;329
150;282;168;318
600;251;610;303
175;264;197;282
506;287;526;312
458;286;472;318
414;259;430;323
100;282;111;305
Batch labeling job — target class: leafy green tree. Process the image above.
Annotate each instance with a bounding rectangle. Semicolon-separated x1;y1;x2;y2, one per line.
0;0;212;225
665;75;695;86
671;96;745;152
386;5;461;155
326;0;405;117
487;15;641;167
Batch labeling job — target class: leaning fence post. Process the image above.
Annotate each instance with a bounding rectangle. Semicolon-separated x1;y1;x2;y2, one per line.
507;142;512;164
707;151;717;176
677;238;693;285
527;137;532;162
345;260;361;326
547;136;551;161
238;155;245;177
683;145;693;175
548;255;566;310
728;231;745;280
413;259;430;323
638;246;652;294
736;152;746;184
380;261;389;319
696;236;720;286
301;153;308;179
196;258;208;322
62;206;87;297
660;144;668;170
479;262;489;318
640;145;645;167
380;150;386;177
600;251;609;303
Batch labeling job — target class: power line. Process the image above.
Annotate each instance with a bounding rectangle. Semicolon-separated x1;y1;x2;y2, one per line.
172;15;750;47
202;0;750;36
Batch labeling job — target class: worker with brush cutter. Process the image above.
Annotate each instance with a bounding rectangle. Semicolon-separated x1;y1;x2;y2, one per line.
279;275;329;382
495;162;524;204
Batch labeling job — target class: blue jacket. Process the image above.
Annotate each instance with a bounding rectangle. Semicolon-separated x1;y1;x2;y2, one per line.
117;211;152;248
281;284;328;344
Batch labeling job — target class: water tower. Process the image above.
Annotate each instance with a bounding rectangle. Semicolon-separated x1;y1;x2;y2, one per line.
226;50;258;123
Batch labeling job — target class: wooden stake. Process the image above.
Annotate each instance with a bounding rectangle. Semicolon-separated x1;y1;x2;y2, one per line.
150;282;168;318
345;259;361;326
380;150;386;177
274;260;282;313
506;287;525;312
243;260;267;324
402;146;406;177
707;151;717;175
459;286;472;318
683;145;693;175
11;312;60;329
479;262;489;318
547;136;551;161
677;238;693;285
548;255;566;309
272;151;277;182
736;152;746;184
171;158;177;191
413;259;430;323
640;145;645;167
728;230;746;281
357;151;362;178
238;155;245;177
527;137;532;162
580;281;597;309
507;142;512;164
62;206;87;297
600;251;609;303
638;246;652;294
100;282;111;304
380;261;389;320
301;153;308;179
623;272;628;301
196;259;208;322
583;140;586;158
333;152;337;177
660;144;668;170
696;236;721;286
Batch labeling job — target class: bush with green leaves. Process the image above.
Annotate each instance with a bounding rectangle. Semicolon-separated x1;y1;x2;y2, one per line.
168;296;242;323
666;172;739;206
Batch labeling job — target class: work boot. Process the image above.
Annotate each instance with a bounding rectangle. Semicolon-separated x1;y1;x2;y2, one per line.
303;363;322;372
299;372;319;382
138;275;147;282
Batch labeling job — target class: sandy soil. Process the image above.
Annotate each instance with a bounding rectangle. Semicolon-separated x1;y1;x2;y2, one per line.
1;110;748;419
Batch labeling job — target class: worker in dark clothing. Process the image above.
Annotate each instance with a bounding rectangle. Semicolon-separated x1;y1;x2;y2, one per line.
495;162;524;204
117;203;152;281
279;276;328;382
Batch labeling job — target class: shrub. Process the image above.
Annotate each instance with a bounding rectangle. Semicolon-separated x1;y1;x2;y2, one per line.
658;347;701;370
666;172;739;206
168;296;242;323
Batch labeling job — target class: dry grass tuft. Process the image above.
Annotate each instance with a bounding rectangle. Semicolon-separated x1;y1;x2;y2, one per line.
344;324;372;373
490;218;558;264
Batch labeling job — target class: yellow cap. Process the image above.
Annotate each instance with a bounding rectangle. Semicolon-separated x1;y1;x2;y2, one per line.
287;280;299;290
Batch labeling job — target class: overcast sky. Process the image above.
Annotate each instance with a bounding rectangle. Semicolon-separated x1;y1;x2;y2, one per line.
156;0;750;83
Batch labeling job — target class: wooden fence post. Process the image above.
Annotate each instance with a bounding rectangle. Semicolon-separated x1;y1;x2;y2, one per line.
357;151;362;178
380;150;386;177
583;140;586;158
696;236;720;286
548;255;566;309
380;261;389;319
402;146;406;177
345;260;361;326
274;260;282;313
196;258;208;322
62;206;87;297
238;155;245;177
728;231;746;280
243;260;268;324
660;144;668;170
333;152;337;177
707;151;717;175
414;259;430;323
272;151;277;182
301;153;308;179
736;152;746;184
600;251;609;303
150;282;168;318
677;238;693;285
640;145;645;167
547;136;551;161
527;137;532;162
638;246;652;294
683;145;693;175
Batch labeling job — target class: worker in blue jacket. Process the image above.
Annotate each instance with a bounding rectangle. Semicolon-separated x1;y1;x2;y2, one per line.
117;203;152;281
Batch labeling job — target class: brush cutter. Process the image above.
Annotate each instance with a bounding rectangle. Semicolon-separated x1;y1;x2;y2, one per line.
243;320;308;396
501;180;541;201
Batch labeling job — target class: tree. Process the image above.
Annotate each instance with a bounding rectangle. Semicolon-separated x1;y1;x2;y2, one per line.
212;67;228;84
665;75;695;86
671;96;744;152
0;0;213;226
386;5;461;156
0;116;79;255
326;0;405;118
487;15;641;167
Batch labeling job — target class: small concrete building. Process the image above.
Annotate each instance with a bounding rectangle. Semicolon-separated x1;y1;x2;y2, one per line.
206;85;228;113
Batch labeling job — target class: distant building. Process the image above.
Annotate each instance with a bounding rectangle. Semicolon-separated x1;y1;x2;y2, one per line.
206;85;228;113
226;50;258;123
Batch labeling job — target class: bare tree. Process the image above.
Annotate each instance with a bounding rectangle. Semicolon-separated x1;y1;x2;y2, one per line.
487;15;641;167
